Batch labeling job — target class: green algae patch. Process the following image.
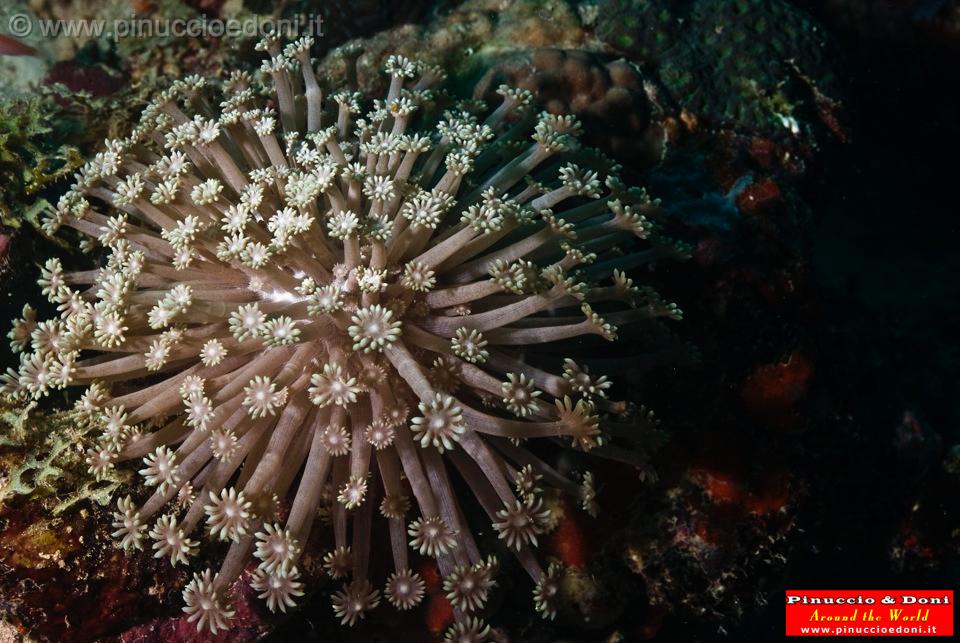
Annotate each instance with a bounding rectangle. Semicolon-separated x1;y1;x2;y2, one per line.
0;400;128;513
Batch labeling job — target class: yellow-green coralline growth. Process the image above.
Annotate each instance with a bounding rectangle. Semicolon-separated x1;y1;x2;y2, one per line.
0;92;85;229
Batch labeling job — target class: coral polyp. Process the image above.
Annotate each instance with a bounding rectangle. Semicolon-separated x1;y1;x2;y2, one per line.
3;35;684;636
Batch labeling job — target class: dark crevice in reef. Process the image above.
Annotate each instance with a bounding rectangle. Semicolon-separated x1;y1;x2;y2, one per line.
728;1;960;639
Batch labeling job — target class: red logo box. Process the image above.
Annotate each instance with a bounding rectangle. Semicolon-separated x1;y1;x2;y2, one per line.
785;590;954;637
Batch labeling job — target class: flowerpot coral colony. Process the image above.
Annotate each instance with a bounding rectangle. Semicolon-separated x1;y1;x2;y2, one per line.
3;36;686;640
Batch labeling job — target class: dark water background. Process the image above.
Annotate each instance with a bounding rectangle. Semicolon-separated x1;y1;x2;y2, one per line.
729;2;960;640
